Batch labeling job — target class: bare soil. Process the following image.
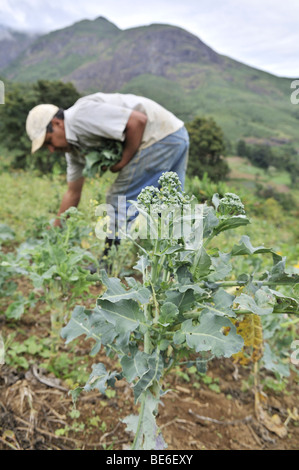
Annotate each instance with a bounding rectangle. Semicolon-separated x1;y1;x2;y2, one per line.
1;308;298;451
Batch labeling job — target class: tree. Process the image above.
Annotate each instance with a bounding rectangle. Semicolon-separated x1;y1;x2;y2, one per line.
0;79;81;172
284;153;299;186
186;116;229;182
248;144;272;171
237;139;249;157
271;144;299;186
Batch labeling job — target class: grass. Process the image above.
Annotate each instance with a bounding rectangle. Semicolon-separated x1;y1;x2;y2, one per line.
0;159;116;243
1;155;298;270
223;156;299;268
226;156;292;186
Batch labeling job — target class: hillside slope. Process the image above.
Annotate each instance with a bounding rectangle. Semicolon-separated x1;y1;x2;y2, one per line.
0;17;297;148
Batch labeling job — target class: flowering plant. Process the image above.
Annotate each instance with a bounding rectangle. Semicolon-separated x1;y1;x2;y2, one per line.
62;172;299;450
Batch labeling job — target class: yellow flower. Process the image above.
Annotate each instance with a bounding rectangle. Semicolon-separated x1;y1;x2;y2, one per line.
294;263;299;269
89;199;99;206
81;239;90;249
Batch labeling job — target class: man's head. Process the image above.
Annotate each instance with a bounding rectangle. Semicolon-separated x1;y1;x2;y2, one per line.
26;104;69;153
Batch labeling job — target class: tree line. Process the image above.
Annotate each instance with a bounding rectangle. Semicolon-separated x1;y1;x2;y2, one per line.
0;78;297;185
0;79;230;182
237;139;299;186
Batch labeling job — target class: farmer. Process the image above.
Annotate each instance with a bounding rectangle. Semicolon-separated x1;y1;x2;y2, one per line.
25;92;189;243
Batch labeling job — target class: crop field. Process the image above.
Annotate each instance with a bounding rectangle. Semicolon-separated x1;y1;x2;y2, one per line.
0;157;298;451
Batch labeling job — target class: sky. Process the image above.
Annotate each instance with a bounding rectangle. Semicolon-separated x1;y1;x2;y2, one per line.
1;0;299;78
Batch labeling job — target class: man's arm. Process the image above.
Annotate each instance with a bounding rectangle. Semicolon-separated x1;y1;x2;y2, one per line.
110;110;147;172
54;176;85;227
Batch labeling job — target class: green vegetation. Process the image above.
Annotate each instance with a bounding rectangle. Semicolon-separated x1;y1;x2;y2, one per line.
186;116;229;181
0;79;81;171
237;139;299;186
1;18;298;151
0;70;298;449
1;161;298;449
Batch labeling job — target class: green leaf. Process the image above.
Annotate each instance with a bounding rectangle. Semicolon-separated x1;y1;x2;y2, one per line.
121;350;149;383
100;270;151;304
234;290;274;315
0;224;15;241
84;363;118;394
5;298;26;319
86;272;102;282
164;244;184;255
97;298;145;347
165;288;196;314
189;245;211;281
122;391;166;450
266;257;299;285
69;386;84;403
213;215;250;236
199;288;236;318
61;306;94;343
262;343;290;378
60;305;117;354
142;393;166;450
82;141;122;177
207;252;232;282
202;206;219;238
230;235;274;257
173;313;243;357
212;193;220;211
271;289;299;314
159;302;180;325
133;350;164;402
176;265;207;294
133;255;150;277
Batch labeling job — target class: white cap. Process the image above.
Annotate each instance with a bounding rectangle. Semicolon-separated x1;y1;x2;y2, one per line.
26;104;59;153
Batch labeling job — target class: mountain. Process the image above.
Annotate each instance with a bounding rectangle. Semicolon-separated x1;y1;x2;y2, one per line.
0;17;297;149
0;24;38;70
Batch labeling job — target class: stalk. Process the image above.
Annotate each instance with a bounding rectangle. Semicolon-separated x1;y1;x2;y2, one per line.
150;236;162;324
151;236;160;282
131;309;152;450
206;280;299;287
143;304;151;353
63;222;71;248
132;227;162;449
131;391;147;450
183;309;297;319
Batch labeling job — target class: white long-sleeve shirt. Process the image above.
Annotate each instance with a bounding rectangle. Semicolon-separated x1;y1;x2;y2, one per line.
63;93;184;182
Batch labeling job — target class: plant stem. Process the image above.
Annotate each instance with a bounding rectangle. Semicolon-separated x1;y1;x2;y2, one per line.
131;307;152;450
64;223;71;248
143;304;151;353
131;392;147;450
184;309;297;318
208;280;299;287
149;281;159;324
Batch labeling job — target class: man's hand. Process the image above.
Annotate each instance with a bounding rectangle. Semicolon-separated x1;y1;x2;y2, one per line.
53;218;62;228
110;161;125;173
56;177;84;222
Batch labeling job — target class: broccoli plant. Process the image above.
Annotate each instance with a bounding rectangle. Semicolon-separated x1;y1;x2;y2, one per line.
61;172;299;450
82;140;123;178
9;208;98;331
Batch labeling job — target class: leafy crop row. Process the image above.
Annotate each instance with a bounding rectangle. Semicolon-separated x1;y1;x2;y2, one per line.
60;172;299;450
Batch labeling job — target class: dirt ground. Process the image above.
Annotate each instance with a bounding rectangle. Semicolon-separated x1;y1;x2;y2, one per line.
226;156;290;194
1;309;298;451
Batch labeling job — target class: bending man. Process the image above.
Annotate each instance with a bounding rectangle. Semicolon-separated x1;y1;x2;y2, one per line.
26;92;189;239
